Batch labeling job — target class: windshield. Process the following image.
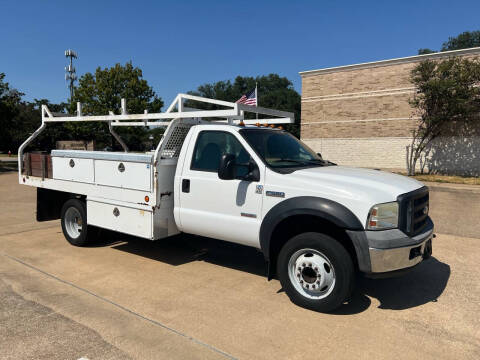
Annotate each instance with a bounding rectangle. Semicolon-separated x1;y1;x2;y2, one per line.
240;128;323;169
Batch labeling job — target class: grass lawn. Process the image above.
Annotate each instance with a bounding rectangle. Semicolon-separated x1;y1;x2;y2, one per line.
399;173;480;185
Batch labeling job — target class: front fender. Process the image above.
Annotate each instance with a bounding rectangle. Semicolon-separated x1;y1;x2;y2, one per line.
259;196;364;261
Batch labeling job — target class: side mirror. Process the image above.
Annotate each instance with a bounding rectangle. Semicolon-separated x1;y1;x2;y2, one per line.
244;160;260;182
218;154;236;180
317;152;323;160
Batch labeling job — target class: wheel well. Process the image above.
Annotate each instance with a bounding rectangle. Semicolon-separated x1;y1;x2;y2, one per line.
36;188;85;222
268;215;358;278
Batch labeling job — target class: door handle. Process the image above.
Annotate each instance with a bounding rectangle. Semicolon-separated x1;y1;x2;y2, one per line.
182;179;190;193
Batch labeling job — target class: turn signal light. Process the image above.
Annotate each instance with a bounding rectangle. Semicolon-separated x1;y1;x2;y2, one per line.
145;195;150;202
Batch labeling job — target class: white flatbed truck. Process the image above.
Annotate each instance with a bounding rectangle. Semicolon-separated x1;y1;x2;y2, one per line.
19;93;433;311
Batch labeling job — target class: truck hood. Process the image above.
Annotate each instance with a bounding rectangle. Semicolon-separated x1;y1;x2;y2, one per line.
281;166;424;206
264;165;426;227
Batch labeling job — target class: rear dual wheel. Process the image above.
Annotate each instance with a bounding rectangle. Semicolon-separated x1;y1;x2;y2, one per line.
277;232;355;312
61;199;99;246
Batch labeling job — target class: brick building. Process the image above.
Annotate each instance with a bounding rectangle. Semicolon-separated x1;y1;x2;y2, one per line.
299;47;480;175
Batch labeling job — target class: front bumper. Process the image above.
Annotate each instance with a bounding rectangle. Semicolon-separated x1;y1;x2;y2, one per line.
368;233;432;273
347;217;434;275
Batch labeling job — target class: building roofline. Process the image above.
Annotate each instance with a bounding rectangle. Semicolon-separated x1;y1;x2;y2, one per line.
299;47;480;77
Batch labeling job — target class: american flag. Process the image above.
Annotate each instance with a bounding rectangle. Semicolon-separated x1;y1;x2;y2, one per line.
235;88;257;106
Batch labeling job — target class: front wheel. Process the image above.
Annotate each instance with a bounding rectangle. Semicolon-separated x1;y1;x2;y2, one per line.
277;232;355;312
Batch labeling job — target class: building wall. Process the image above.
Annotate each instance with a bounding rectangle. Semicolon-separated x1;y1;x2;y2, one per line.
303;137;411;169
299;48;480;175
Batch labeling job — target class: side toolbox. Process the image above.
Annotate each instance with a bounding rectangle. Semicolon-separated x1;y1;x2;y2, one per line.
94;160;152;191
87;199;153;239
52;156;95;183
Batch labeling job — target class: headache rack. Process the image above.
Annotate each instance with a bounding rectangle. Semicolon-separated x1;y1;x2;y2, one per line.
18;93;294;176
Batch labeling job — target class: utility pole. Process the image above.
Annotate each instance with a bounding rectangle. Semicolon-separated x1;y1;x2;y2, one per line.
65;49;78;101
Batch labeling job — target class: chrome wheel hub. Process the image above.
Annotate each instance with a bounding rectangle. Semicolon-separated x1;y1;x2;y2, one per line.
64;207;83;239
288;248;336;299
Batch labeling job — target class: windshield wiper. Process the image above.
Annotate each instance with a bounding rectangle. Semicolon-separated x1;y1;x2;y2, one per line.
272;158;335;167
272;159;321;166
304;159;337;166
271;159;305;164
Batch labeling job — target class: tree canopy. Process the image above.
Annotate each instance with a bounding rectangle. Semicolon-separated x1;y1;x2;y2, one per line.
407;57;480;174
418;30;480;55
187;74;301;137
418;48;436;55
2;68;301;154
0;73;23;151
69;62;164;150
441;31;480;51
0;73;68;152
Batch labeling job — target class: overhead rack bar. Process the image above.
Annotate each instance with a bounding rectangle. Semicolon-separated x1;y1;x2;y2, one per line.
39;93;294;125
18;93;294;174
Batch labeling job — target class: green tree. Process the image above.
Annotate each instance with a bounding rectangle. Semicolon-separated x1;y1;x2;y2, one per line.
187;74;301;137
441;31;480;51
418;30;480;55
1;88;69;153
407;57;480;175
0;73;23;152
20;100;69;151
70;62;163;150
418;48;436;55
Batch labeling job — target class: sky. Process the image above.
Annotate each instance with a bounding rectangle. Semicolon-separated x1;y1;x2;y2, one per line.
1;0;479;108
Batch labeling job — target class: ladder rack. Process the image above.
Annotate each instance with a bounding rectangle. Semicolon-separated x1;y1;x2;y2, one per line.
18;93;294;175
41;93;294;126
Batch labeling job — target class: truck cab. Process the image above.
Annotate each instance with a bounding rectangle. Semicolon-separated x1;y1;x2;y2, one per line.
19;94;433;312
174;124;433;311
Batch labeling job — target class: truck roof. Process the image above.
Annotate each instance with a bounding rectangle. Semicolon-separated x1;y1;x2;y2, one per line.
195;123;285;131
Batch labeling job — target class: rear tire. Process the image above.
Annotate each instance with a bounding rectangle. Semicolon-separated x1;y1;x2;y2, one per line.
277;232;355;312
60;199;93;246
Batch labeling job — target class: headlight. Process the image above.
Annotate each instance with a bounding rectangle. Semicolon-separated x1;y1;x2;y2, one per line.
367;202;398;230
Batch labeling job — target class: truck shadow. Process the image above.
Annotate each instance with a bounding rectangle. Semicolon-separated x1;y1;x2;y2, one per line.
107;233;450;314
333;257;450;314
109;233;267;277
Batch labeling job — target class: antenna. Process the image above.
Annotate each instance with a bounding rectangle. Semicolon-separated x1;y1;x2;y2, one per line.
65;49;78;102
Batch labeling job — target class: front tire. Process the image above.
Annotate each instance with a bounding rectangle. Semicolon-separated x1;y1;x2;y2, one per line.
61;199;92;246
277;232;355;312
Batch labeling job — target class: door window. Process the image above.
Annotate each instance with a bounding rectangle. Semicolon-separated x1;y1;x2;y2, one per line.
191;131;251;177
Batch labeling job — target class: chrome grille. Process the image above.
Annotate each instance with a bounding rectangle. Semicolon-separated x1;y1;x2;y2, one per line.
397;187;430;236
412;193;429;234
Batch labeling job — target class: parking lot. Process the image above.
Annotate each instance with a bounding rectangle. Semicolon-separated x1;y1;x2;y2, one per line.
0;171;479;360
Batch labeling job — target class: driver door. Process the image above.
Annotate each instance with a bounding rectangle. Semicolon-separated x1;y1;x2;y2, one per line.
178;129;264;247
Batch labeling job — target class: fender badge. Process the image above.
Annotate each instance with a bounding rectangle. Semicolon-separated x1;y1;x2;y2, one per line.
266;191;285;198
255;185;264;194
